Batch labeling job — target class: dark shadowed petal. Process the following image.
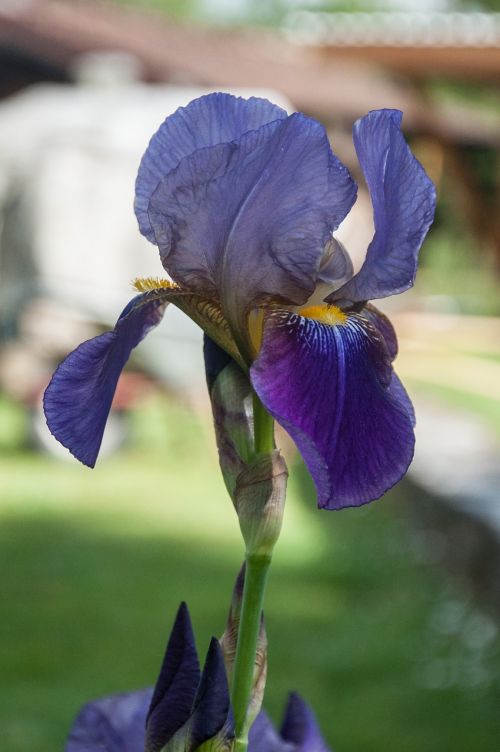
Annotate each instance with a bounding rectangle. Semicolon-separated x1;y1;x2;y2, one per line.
135;93;288;242
146;603;201;752
359;305;416;426
328;109;435;306
361;303;398;360
189;638;234;749
251;310;415;509
43;291;170;468
147;112;356;352
66;688;152;752
204;334;234;393
248;710;294;752
280;693;331;752
317;238;353;288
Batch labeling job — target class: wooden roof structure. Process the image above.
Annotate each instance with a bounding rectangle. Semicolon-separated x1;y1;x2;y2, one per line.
0;0;498;147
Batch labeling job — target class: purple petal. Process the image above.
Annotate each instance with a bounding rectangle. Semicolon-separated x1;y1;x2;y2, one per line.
146;603;201;752
249;710;294;752
329;109;435;305
43;292;169;467
251;310;415;509
317;238;353;288
280;693;331;752
66;688;152;752
146;108;356;348
361;303;398;360
189;638;233;748
390;372;416;428
135;93;288;243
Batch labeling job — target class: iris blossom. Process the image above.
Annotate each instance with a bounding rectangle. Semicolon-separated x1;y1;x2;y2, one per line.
66;603;331;752
44;93;435;509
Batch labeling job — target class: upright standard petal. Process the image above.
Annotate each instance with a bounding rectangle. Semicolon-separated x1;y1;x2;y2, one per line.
329;109;435;306
251;309;415;509
135;93;288;242
146;111;356;353
43;291;170;467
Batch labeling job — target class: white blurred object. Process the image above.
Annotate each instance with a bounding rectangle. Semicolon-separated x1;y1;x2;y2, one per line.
0;63;291;389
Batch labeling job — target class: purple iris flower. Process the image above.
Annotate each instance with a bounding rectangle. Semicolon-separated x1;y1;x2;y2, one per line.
65;603;331;752
44;93;435;509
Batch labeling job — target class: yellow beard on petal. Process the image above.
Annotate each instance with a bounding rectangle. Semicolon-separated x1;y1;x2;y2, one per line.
133;277;180;292
299;304;347;326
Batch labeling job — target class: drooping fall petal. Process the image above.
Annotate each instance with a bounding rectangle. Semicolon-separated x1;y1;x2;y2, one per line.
251;309;415;509
43;291;170;467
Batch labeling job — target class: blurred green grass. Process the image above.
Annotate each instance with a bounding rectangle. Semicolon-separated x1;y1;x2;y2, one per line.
1;394;499;752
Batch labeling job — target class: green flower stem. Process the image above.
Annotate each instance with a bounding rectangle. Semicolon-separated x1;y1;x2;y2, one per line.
252;392;274;455
231;552;271;751
230;394;278;750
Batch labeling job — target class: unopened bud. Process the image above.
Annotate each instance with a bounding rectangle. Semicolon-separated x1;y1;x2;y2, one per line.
204;336;254;499
234;451;288;558
220;566;268;733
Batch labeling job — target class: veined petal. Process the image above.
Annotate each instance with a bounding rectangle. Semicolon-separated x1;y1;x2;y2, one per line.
65;688;151;752
328;109;435;306
280;693;331;752
135;93;288;242
147;110;356;355
361;305;416;426
146;603;201;752
250;309;415;509
44;286;242;468
43;291;171;468
390;372;416;428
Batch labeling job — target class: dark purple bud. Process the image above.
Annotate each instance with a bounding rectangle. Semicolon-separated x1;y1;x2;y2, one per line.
187;638;234;750
146;602;201;752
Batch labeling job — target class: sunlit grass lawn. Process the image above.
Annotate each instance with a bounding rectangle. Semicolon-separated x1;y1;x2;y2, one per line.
1;393;499;752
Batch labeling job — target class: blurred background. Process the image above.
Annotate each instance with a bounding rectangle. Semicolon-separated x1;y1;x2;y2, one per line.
1;0;500;750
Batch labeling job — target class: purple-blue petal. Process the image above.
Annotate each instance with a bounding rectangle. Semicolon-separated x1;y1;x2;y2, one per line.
249;710;295;752
146;603;201;752
65;688;152;752
389;372;416;428
43;292;169;467
251;311;415;509
280;693;331;752
146;109;356;341
135;93;288;243
329;109;435;305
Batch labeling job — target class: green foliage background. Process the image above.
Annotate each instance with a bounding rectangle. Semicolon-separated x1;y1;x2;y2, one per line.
1;395;499;752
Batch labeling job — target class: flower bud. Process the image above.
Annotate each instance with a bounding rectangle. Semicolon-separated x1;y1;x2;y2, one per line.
204;335;254;499
220;566;268;731
234;452;288;557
